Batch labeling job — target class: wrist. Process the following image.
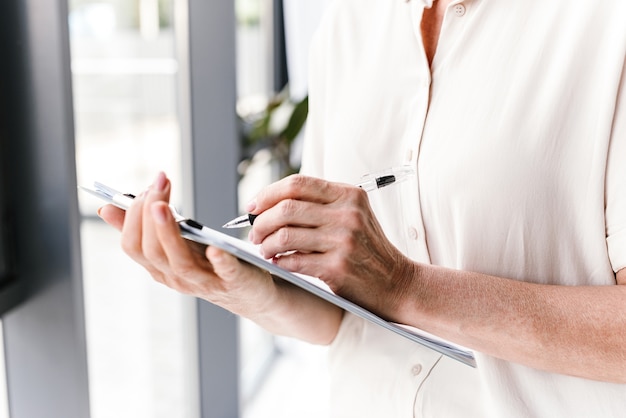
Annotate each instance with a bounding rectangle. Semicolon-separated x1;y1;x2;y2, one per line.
388;256;422;324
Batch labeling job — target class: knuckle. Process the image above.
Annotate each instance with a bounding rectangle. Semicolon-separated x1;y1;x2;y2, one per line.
343;206;367;231
286;173;306;189
327;253;348;277
120;239;137;257
160;275;184;293
285;173;316;196
317;178;332;194
149;269;187;294
122;242;148;263
342;185;366;205
336;227;359;252
146;267;165;283
276;252;305;275
170;260;196;279
278;199;296;217
355;186;369;202
276;227;291;247
142;242;161;262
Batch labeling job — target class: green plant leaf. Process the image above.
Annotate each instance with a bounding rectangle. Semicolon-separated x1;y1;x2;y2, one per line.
279;95;309;144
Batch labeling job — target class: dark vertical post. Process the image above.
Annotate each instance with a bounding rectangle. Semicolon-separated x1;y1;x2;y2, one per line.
0;0;90;417
177;1;240;417
273;0;289;92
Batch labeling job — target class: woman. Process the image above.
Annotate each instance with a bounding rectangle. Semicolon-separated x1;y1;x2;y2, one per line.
100;0;626;416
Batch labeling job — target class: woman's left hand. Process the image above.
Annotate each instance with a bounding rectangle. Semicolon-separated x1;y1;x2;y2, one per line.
247;174;418;320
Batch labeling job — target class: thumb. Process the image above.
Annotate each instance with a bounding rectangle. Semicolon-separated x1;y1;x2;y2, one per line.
206;246;270;285
206;246;240;279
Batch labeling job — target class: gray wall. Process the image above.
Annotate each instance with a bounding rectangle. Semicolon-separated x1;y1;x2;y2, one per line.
178;0;241;416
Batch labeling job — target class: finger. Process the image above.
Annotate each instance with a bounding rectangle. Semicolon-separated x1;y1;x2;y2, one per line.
206;246;238;278
206;247;270;281
118;192;170;283
207;246;264;283
206;246;274;316
249;198;329;244
140;172;171;266
257;225;332;259
271;251;343;290
98;204;126;231
151;201;212;283
250;174;346;215
120;189;148;262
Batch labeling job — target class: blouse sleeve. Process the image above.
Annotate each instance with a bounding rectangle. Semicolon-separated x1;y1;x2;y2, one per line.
298;3;337;179
606;59;626;273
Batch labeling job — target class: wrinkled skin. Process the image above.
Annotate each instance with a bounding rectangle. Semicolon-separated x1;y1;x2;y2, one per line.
98;172;344;343
248;173;418;321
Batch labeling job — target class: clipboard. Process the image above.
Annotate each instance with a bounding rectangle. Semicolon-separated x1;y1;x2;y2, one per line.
80;181;476;367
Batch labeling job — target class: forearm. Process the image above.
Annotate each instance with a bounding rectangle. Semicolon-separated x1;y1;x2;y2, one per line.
400;264;626;383
245;174;626;380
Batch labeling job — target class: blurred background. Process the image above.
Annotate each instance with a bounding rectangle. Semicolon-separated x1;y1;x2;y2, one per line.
0;0;333;417
72;0;330;417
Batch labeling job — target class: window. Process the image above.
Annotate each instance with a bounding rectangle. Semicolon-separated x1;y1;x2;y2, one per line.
71;1;192;417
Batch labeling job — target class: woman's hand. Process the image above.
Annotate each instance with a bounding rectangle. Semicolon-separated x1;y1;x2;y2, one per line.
247;174;418;321
98;172;277;319
98;172;344;344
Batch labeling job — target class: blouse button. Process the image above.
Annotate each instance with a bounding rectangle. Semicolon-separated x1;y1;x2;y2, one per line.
408;227;419;240
411;364;423;376
454;4;466;17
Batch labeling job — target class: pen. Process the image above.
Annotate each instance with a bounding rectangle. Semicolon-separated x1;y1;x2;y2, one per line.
222;165;415;229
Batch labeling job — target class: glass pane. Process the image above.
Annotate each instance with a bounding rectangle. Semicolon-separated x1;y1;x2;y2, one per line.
236;0;270;100
70;1;191;417
71;0;182;200
235;0;279;411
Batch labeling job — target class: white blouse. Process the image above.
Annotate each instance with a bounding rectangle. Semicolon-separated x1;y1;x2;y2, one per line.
300;0;626;416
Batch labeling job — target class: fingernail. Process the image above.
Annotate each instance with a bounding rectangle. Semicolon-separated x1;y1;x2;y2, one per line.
97;207;102;218
246;199;257;213
154;172;167;192
151;203;169;224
